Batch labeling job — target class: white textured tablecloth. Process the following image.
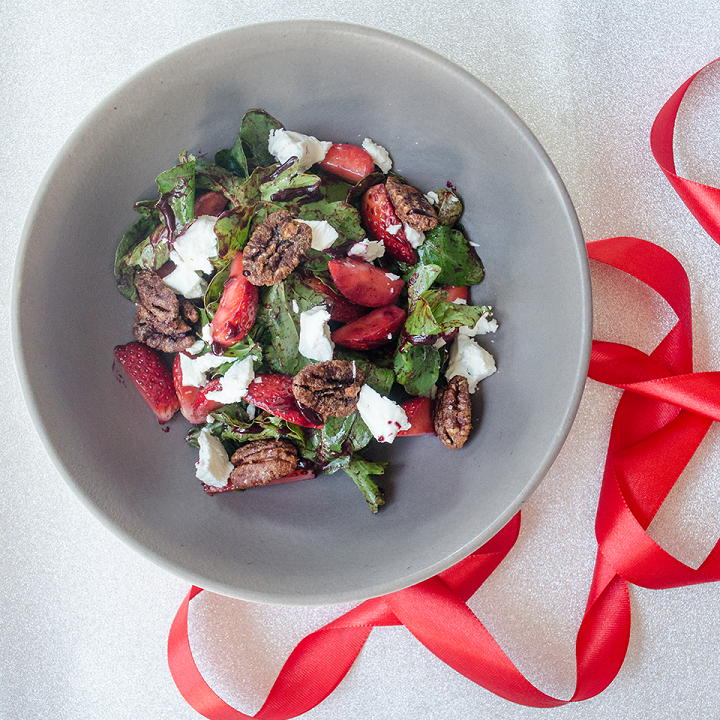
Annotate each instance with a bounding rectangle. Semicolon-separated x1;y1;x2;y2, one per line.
5;2;720;718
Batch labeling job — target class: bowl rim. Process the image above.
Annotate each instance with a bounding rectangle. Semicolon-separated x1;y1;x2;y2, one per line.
11;19;592;605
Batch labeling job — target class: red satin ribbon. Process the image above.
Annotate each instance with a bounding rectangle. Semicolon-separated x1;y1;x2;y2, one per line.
168;60;720;718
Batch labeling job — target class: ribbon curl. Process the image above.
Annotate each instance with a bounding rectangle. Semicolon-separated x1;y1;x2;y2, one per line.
168;60;720;718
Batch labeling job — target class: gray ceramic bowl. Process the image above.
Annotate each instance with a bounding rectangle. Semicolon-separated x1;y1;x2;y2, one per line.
12;21;591;605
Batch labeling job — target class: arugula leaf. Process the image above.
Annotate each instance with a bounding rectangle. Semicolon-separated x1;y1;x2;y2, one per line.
212;205;253;260
203;259;231;318
213;148;246;178
299;199;366;242
201;408;307;447
302;412;386;513
156;156;195;230
333;349;395;396
341;457;386;514
114;203;160;301
194;157;247;199
393;343;440;396
407;264;442;310
417;225;485;286
254;274;325;375
434;188;464;227
234;109;283;173
260;170;323;207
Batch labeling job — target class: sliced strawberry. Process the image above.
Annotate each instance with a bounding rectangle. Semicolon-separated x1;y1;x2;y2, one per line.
328;257;404;308
267;468;316;485
318;144;375;184
211;252;259;349
114;341;179;423
396;396;436;437
203;467;316;495
194;191;229;217
244;374;324;428
172;353;208;424
445;285;468;303
302;276;366;323
360;183;417;264
191;376;227;421
331;304;406;350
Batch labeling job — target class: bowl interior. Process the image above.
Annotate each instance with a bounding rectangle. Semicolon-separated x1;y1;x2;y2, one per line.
13;21;590;605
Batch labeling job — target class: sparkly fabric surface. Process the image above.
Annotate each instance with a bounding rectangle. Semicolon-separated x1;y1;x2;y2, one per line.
4;2;720;718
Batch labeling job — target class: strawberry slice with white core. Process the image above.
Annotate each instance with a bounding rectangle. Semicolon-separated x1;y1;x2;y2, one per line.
114;341;179;423
328;257;404;308
192;377;228;420
211;252;259;349
360;183;417;264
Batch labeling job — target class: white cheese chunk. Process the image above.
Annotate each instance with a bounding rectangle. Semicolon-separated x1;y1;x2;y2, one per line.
196;427;233;488
268;128;331;172
402;222;425;248
173;215;219;274
162;259;207;299
445;334;496;393
348;239;385;262
362;138;392;173
204;356;255;404
356;384;410;444
425;191;439;205
179;352;228;388
296;219;339;251
298;305;334;362
458;312;499;337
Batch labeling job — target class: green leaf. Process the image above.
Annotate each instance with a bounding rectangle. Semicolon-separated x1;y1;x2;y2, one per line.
113;204;160;301
214;148;247;178
299;199;366;242
417;225;485;286
334;350;395;397
255;275;325;375
234;109;284;173
341;456;386;513
434;188;464;227
156;157;195;229
404;297;442;338
393;343;440;396
204;259;231;317
406;264;442;310
213;205;253;260
260;170;323;207
194;157;248;199
205;408;307;446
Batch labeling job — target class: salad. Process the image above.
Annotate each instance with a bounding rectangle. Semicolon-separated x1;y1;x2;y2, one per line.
113;110;497;513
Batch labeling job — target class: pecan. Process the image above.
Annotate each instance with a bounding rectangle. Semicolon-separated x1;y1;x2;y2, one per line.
242;210;312;285
434;376;472;449
386;175;438;232
292;360;366;421
132;270;197;352
228;439;298;489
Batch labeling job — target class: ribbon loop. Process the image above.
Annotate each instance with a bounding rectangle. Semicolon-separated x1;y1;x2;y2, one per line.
168;60;720;718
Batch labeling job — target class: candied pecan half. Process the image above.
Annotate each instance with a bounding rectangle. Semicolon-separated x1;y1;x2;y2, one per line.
292;360;366;421
242;210;312;286
434;376;472;449
386;175;438;232
132;270;197;352
229;439;298;490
